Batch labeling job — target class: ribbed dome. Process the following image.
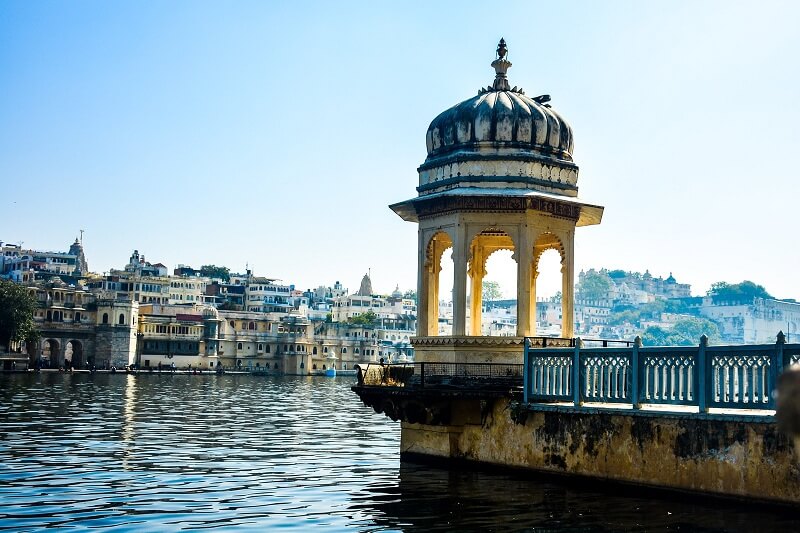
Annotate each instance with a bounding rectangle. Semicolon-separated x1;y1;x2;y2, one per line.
425;90;574;162
416;39;580;198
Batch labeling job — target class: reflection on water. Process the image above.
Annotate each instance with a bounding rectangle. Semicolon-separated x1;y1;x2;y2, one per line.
0;373;795;531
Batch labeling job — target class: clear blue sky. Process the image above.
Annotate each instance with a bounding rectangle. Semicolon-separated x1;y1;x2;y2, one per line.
2;1;798;299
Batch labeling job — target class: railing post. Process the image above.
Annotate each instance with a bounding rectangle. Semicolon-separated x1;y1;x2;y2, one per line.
420;362;425;389
573;337;582;407
777;330;787;370
632;336;641;409
772;331;786;408
698;334;708;413
523;337;530;403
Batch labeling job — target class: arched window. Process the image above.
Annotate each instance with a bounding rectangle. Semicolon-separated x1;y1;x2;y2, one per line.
75;312;81;322
312;364;317;370
323;364;327;370
342;347;347;353
355;348;360;354
118;313;125;325
249;322;255;330
256;362;260;368
300;362;305;369
237;342;243;350
266;345;271;353
323;347;328;353
312;347;317;355
102;313;108;324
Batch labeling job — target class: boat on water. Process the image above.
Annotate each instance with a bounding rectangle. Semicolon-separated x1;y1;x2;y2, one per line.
324;350;337;377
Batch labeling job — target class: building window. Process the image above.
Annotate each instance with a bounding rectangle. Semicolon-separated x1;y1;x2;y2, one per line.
102;313;109;324
119;313;125;325
342;347;347;353
237;342;243;350
313;347;317;355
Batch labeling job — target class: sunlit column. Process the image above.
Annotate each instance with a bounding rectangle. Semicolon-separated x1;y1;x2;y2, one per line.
469;244;484;336
516;227;534;337
560;231;575;339
452;225;468;336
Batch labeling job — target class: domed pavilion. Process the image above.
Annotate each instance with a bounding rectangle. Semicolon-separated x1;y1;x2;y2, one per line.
390;39;603;357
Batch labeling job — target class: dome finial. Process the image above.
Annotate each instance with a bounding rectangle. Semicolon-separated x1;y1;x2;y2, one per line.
491;38;512;91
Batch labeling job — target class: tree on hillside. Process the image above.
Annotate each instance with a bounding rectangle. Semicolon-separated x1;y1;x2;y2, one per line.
708;281;772;304
482;280;503;302
641;317;720;346
0;279;39;351
347;310;378;326
576;269;613;300
200;265;231;282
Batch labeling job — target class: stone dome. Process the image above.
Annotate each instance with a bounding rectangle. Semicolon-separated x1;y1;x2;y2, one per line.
425;90;574;162
418;39;580;198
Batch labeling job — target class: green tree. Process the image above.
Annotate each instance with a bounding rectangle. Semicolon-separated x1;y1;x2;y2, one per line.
576;269;613;300
641;317;720;346
482;280;502;302
200;265;231;282
0;279;39;351
708;281;772;304
347;310;378;326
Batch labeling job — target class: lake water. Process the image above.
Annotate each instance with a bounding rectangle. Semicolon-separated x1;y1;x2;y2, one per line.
0;372;795;531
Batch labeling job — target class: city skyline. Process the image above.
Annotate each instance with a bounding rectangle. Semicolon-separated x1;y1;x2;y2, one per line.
2;1;798;300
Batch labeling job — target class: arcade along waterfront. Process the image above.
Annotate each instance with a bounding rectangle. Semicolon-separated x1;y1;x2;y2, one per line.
0;373;796;532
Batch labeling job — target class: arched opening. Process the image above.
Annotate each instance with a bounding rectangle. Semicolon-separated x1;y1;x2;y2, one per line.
102;313;109;324
300;362;305;369
427;231;454;337
248;322;255;330
468;229;516;336
65;340;83;369
42;339;60;368
534;232;566;338
312;346;317;355
118;313;125;325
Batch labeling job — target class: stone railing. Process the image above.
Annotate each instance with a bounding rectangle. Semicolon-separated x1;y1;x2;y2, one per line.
356;361;523;391
524;332;799;413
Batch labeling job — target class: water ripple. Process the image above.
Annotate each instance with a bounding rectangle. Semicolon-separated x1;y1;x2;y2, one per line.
0;373;795;531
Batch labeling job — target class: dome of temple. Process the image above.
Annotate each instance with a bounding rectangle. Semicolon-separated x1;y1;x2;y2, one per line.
418;39;580;197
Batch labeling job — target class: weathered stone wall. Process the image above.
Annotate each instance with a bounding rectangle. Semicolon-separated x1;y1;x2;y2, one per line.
401;399;800;504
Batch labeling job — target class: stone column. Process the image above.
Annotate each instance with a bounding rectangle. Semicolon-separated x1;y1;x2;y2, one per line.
416;229;430;337
516;227;535;337
469;243;484;336
531;269;539;336
452;225;468;336
560;230;575;339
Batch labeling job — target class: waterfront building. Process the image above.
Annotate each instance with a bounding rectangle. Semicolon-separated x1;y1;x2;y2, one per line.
699;296;800;344
330;273;416;362
1;238;88;282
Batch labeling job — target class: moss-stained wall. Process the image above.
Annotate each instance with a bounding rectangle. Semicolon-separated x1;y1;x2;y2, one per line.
401;400;800;504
